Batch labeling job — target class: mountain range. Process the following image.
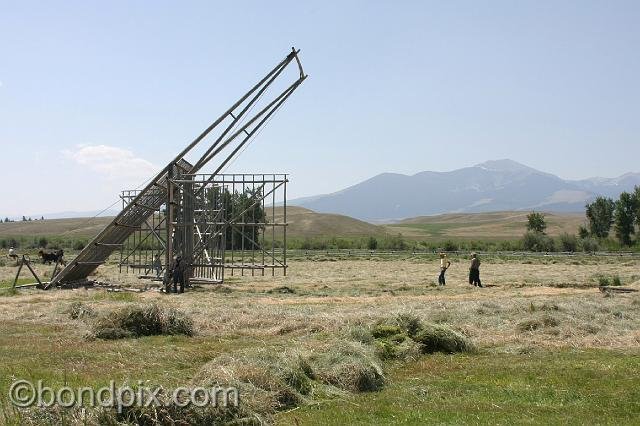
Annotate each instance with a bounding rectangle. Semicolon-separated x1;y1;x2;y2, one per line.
290;159;640;222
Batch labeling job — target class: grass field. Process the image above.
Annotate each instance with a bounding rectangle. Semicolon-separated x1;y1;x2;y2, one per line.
386;211;586;240
0;253;639;424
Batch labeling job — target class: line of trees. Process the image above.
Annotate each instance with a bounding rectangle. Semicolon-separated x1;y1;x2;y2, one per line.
582;186;640;247
1;216;45;222
206;187;266;250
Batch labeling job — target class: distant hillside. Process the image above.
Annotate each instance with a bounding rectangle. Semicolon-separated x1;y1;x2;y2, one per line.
0;207;387;241
385;211;585;240
290;159;640;221
267;206;387;238
0;217;112;239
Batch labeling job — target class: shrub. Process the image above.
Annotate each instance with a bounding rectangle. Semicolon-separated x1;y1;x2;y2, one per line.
412;325;474;354
442;240;458;252
559;233;578;252
92;304;193;339
73;240;87;250
580;237;600;253
523;231;555;252
599;275;622;286
578;225;590;239
381;234;407;250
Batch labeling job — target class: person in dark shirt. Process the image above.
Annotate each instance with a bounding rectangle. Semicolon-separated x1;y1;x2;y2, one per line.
469;253;483;287
168;255;187;293
153;254;162;278
438;253;451;286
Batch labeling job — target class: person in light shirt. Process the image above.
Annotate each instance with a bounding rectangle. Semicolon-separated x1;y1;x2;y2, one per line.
8;246;18;264
438;253;451;286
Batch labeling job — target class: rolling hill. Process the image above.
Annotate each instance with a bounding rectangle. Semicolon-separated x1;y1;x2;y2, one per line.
0;208;586;243
0;207;388;241
0;217;112;239
385;211;586;240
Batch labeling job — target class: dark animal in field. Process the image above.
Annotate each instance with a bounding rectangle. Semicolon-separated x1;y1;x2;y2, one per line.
38;249;66;265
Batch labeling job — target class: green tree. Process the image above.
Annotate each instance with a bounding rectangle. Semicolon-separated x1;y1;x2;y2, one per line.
367;236;378;250
634;186;640;228
210;187;266;250
614;192;636;246
526;212;547;234
578;225;589;239
585;196;615;238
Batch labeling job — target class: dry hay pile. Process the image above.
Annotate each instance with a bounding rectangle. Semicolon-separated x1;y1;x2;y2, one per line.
90;303;194;339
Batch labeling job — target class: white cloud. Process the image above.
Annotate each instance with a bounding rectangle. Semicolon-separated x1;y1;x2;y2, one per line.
63;144;157;183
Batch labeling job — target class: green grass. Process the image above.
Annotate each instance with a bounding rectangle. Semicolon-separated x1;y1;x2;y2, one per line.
277;349;640;425
392;222;472;238
0;278;35;289
0;320;256;393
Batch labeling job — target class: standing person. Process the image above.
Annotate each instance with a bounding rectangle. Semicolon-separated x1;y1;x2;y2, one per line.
438;253;451;286
469;253;483;287
170;255;186;294
153;254;162;278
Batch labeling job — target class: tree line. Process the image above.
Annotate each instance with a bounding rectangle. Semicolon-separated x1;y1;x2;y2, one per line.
582;186;640;247
2;216;45;222
523;186;640;252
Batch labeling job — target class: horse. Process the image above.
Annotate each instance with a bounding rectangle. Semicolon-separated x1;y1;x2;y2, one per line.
38;249;66;265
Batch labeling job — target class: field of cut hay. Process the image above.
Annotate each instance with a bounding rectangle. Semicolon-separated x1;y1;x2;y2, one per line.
0;253;639;424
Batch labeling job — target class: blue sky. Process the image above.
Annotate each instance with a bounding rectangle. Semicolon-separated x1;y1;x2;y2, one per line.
1;1;639;217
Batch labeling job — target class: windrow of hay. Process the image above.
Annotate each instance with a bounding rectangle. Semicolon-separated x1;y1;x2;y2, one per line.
68;301;96;319
370;313;475;356
413;325;475;354
308;341;385;392
8;309;477;424
192;349;313;416
517;314;560;333
91;303;194;340
10;394;258;426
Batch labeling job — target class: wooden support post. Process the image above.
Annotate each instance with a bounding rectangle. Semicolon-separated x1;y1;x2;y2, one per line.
12;257;24;288
184;174;194;288
165;166;175;289
13;255;43;288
